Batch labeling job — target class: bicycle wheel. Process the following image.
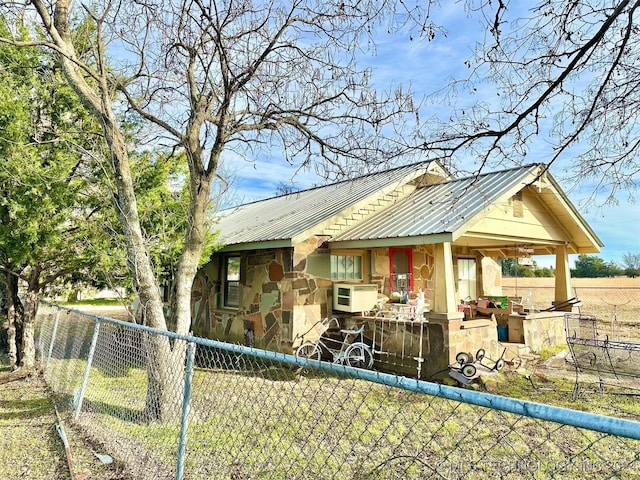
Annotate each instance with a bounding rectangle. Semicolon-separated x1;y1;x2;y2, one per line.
295;342;321;361
345;342;374;369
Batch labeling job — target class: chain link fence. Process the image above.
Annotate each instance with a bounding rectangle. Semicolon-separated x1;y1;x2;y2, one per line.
502;285;640;342
36;303;640;480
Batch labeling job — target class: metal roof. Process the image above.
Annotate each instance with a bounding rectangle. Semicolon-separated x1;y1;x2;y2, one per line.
215;162;432;248
216;162;603;253
330;165;541;244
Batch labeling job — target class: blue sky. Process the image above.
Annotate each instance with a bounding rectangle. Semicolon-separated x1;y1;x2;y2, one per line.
227;3;638;268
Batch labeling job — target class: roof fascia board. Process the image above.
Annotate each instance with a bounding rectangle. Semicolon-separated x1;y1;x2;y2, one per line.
458;232;567;246
330;232;454;250
219;239;293;252
457;233;588;255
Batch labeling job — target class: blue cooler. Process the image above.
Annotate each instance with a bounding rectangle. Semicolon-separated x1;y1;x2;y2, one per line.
497;325;508;342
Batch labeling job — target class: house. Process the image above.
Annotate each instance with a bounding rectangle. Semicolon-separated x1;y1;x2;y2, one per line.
191;161;602;378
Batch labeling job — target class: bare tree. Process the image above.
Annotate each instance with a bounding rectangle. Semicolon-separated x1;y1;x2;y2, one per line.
419;1;640;203
1;0;433;419
621;252;640;277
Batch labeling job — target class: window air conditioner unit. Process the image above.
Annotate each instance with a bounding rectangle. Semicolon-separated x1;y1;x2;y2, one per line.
333;283;378;313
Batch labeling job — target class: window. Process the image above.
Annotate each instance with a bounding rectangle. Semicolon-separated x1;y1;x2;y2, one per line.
223;256;241;308
331;254;363;280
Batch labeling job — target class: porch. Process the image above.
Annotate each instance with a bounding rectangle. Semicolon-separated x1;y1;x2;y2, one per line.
336;301;568;380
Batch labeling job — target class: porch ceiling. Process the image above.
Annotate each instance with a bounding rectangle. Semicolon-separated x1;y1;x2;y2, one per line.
453;233;567;257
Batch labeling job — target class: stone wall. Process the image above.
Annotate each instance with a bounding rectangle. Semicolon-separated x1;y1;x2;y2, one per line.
522;313;566;352
192;242;438;360
445;317;501;364
191;237;333;352
412;244;436;304
191;259;219;335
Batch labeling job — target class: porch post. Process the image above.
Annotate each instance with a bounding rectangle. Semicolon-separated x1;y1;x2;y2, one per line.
555;244;572;304
434;242;457;313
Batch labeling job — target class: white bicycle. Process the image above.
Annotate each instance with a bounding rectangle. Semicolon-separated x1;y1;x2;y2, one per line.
295;317;374;369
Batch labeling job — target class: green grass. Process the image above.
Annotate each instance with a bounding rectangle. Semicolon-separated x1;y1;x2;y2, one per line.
537;345;567;361
60;298;129;307
0;354;126;479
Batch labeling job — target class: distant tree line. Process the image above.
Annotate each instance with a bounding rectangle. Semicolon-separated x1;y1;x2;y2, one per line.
501;258;555;278
572;253;640;278
501;253;640;279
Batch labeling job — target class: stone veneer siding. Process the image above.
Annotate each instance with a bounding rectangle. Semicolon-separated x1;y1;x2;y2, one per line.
190;236;333;352
190;242;563;378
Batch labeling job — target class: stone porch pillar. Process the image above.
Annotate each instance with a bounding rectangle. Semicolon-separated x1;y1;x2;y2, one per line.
555;244;572;305
433;242;458;314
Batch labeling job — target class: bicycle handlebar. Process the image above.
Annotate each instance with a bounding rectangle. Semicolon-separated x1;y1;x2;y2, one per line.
294;317;340;340
324;317;340;329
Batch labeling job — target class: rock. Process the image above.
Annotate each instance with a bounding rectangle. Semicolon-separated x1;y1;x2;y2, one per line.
545;349;569;369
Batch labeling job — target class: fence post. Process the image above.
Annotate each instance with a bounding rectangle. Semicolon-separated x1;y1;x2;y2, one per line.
45;308;61;372
74;319;101;421
175;341;196;480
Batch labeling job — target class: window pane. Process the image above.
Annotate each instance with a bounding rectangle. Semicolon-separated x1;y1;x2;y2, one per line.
226;281;240;307
457;258;477;299
330;254;362;281
225;257;241;307
354;256;362;278
227;257;240;281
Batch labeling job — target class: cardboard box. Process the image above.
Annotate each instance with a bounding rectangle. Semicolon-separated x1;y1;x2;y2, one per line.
508;316;524;343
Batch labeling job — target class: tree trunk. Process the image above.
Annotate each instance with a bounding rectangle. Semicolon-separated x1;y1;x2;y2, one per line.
99;121;185;422
20;287;39;370
33;0;199;421
5;272;20;370
45;0;175;419
173;176;212;337
5;272;23;370
144;334;185;422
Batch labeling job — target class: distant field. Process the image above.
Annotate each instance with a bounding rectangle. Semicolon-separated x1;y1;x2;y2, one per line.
503;277;640;288
502;276;640;340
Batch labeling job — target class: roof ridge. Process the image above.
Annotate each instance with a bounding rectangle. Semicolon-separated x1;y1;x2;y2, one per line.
432;163;542;187
224;160;433;209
